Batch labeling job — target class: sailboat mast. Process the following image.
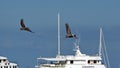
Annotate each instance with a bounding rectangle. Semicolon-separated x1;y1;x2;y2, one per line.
99;28;102;57
58;13;60;56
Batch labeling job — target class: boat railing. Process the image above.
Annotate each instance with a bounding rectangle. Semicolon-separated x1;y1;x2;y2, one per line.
41;63;65;68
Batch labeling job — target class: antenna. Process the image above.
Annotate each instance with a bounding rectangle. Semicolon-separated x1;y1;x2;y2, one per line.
99;27;102;57
58;13;60;56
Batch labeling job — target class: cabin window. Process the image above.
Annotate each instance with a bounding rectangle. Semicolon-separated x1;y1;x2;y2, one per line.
94;60;97;63
88;60;90;64
13;66;15;68
88;60;94;64
59;61;66;64
4;66;8;68
0;60;1;63
88;60;99;64
13;66;17;68
3;59;6;62
70;60;73;64
5;63;7;65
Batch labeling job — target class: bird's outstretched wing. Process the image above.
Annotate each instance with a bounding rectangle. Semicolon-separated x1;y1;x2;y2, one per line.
65;23;71;34
20;19;26;27
25;28;32;32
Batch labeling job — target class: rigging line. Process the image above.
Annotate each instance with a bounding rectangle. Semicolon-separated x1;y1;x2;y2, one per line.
99;28;107;67
102;46;107;68
103;32;111;68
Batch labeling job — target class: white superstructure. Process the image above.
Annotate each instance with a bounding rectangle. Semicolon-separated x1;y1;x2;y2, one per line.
0;56;18;68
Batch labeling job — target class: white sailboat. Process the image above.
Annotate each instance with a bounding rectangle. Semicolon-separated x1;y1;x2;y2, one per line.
35;13;109;68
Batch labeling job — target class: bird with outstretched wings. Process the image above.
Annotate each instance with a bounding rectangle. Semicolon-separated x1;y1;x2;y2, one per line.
65;23;77;38
20;19;34;33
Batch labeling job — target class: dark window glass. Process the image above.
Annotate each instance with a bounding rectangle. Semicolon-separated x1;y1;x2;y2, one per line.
70;60;73;64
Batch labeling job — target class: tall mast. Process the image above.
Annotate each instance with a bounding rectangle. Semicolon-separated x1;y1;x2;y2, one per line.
58;13;60;56
99;27;102;57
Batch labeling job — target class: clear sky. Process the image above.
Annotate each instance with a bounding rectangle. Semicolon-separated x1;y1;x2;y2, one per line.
0;0;120;68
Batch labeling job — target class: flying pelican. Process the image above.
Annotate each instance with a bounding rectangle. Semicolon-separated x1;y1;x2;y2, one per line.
65;23;77;38
20;19;34;33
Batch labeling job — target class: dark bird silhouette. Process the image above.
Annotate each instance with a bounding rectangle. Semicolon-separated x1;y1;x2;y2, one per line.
20;19;34;33
65;23;77;38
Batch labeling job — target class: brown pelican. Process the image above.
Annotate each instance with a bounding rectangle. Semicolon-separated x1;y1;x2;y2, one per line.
20;19;34;33
65;23;77;38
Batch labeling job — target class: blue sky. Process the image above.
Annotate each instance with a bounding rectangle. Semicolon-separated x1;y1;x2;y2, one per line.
0;0;120;68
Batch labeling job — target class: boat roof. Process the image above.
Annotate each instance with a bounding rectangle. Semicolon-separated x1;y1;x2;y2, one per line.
0;56;7;59
37;54;102;61
10;63;18;65
37;57;66;61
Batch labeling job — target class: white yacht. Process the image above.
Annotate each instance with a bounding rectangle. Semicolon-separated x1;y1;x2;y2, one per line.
35;38;106;68
35;14;109;68
0;56;18;68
